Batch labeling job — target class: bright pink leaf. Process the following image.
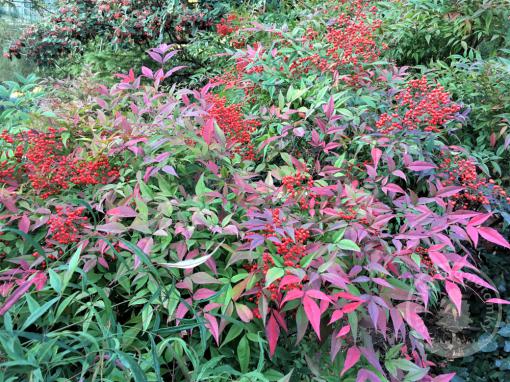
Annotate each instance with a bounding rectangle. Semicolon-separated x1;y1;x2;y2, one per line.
445;281;462;315
336;324;350;338
341;346;361;376
477;227;510;249
486;298;510;305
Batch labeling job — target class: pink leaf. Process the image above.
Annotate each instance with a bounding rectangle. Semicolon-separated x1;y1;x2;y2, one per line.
407;161;436;171
477;227;510;249
204;313;220;345
266;313;280;357
305;289;331;302
486;298;510;305
96;222;127;234
141;66;153;78
18;215;30;233
303;295;322;339
193;288;217;300
382;183;406;195
435;186;464;198
235;303;254;323
445;281;462;315
433;373;456;382
280;289;304;306
336;324;351;338
398;302;430;343
341;346;361;376
371;148;382;169
466;225;479;247
0;278;34;315
107;206;138;218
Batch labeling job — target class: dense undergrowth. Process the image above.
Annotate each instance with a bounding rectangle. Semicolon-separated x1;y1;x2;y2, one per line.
1;0;510;381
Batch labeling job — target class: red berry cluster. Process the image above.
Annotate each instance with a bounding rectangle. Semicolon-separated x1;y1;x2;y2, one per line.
244;212;310;316
438;154;510;209
281;172;317;210
290;1;384;83
47;206;88;245
208;95;260;161
376;77;461;134
414;246;433;268
215;14;239;37
0;128;119;199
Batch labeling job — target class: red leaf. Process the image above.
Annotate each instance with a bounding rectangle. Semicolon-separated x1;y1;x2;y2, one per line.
445;281;462;315
280;289;304;306
202;118;215;145
477;227;510;249
341;346;361;376
303;295;322;339
342;301;363;313
266;313;280;357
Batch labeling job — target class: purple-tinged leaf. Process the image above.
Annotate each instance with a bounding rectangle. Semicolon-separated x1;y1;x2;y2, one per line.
18;215;30;233
398;302;430;343
356;369;381;382
162;165;178;176
107;206;137;218
435;186;464;198
96;222;127;234
407;161;437;171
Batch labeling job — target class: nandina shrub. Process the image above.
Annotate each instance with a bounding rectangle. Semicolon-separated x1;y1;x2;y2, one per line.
4;0;231;66
1;1;510;381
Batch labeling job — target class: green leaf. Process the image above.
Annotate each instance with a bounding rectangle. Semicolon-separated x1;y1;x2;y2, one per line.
48;269;62;294
62;245;83;293
337;239;361;252
115;351;148;382
237;336;250;372
21;297;59;331
265;268;284;287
